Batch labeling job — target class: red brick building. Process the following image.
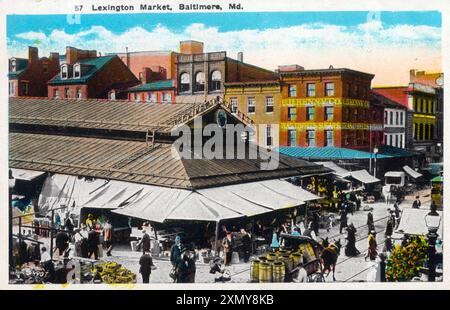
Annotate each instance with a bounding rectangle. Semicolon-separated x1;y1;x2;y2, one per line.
279;66;383;150
9;46;60;97
48;46;139;99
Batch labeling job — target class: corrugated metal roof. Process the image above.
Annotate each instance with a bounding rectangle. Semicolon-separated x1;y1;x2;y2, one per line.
9;132;331;189
10;97;199;133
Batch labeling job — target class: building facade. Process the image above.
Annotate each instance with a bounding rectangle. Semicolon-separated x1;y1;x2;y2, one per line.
224;80;280;149
48;46;139;99
279;67;383;150
175;40;277;103
9;46;60;97
124;80;176;103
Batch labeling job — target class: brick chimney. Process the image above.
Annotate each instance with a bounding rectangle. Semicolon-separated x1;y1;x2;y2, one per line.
66;46;97;64
277;64;305;72
180;40;204;54
28;46;38;63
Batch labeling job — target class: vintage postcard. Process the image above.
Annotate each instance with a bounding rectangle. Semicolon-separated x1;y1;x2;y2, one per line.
0;0;447;292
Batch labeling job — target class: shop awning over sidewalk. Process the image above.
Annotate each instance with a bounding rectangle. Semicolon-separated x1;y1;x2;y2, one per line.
403;165;423;179
11;168;46;181
39;174;315;222
315;161;351;178
349;169;380;184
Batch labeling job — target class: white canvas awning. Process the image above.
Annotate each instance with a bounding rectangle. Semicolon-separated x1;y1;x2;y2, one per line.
257;179;320;202
403;165;423;179
83;182;145;209
349;169;380;184
395;208;443;237
11;168;46;181
316;162;351;178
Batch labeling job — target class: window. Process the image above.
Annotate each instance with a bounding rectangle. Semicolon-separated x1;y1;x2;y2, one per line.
195;72;205;92
325;82;334;96
53;89;60;99
347;83;351;97
20;82;29;96
395;111;399;125
230;97;238;113
400;135;403;148
306;129;315;146
325;106;334;121
10;59;16;72
400;111;403;125
9;81;15;96
414;97;417;112
384;134;387;144
389;135;393;146
288;107;297;121
307;83;315;97
74;64;81;78
61;65;68;79
180;73;190;92
430;125;435;140
64;88;69;98
266;125;273;147
384;111;388;124
395;135;399;147
76;88;82;99
355;85;360;98
325;129;333;146
210;70;221;91
247;97;256;114
306;107;315;121
147;93;157;103
265;97;274;113
419;123;424;140
135;93;141;102
162;93;172;103
418;98;422;112
389;111;393;125
288;85;297;97
288;129;296;146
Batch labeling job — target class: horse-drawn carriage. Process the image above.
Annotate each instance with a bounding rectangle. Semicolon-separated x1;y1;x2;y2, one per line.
250;234;340;283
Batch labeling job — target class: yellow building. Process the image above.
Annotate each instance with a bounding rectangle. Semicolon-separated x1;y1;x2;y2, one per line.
224;80;280;149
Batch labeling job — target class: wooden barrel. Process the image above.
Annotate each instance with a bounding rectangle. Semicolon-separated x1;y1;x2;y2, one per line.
291;252;303;267
280;254;293;273
258;256;267;263
266;252;277;261
250;260;260;283
259;262;272;283
272;262;285;283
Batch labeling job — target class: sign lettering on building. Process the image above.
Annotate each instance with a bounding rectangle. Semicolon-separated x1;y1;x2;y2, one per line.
281;97;369;108
280;122;383;131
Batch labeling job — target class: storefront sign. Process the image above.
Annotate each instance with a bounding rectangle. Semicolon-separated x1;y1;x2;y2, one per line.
281;122;383;131
281;97;369;108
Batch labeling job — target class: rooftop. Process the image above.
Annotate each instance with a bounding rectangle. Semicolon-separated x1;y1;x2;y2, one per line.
126;80;174;92
279;67;374;79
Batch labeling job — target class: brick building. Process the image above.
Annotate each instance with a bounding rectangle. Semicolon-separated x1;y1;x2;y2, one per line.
224;80;280;149
175;41;277;103
278;66;383;150
9;46;60;97
48;46;139;99
125;80;176;103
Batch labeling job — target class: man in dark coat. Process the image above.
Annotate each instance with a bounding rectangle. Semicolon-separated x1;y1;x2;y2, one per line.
87;229;99;260
176;249;195;283
345;223;360;257
367;212;375;235
311;212;320;236
55;231;70;256
240;228;252;263
385;212;395;237
137;230;151;254
412;196;421;209
339;210;348;234
139;251;154;283
170;235;183;267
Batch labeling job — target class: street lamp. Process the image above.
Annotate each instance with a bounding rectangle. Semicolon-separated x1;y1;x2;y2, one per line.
425;205;441;282
373;147;379;178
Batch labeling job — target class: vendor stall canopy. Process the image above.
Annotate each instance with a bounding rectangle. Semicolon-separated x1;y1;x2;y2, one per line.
38;174;321;222
403;165;423;179
348;169;380;184
394;208;443;237
315;161;351;178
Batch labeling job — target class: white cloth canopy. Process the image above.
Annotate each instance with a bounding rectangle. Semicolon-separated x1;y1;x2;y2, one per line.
349;169;380;184
11;168;46;181
403;165;423;179
316;162;351;178
395;208;443;237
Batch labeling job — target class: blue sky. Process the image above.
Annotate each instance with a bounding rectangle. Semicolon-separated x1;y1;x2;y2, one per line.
7;11;442;85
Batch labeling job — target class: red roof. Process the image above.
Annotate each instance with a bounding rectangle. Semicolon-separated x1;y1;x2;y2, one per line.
372;87;409;108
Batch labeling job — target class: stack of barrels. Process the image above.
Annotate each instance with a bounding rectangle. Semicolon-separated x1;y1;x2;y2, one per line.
250;247;306;283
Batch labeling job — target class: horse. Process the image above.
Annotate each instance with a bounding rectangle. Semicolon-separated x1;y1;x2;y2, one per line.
320;239;342;281
320;237;330;249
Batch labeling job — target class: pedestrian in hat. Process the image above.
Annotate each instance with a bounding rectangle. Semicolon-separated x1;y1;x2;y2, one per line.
412;196;421;209
339;209;348;234
170;235;183;267
345;223;360;257
176;248;196;283
367;212;375;235
222;231;234;266
137;229;151;254
139;250;154;284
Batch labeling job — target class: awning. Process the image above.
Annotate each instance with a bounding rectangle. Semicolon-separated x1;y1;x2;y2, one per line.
316;162;351;178
257;179;320;202
83;182;145;209
11;168;46;181
349;169;380;184
395;208;443;237
403;165;423;179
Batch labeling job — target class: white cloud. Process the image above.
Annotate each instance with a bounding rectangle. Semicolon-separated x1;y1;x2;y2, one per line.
8;21;441;85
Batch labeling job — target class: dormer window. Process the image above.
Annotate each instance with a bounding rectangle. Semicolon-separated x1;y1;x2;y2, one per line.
61;64;68;79
74;64;81;78
10;59;16;72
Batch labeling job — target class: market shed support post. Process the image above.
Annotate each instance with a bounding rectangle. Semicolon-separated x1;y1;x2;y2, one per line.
50;210;54;260
214;220;220;256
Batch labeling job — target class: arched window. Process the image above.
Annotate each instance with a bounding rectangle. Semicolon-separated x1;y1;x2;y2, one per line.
180;72;190;93
210;70;222;91
195;72;205;92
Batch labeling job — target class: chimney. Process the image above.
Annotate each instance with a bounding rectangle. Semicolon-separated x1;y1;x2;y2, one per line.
66;46;78;65
277;64;304;72
237;52;243;62
410;69;418;80
180;40;204;54
28;46;38;63
126;47;130;68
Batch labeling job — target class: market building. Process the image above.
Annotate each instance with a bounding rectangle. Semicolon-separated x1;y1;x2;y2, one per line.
47;46;139;99
9;46;60;97
9;97;331;260
224;80;280;149
175;40;277;103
